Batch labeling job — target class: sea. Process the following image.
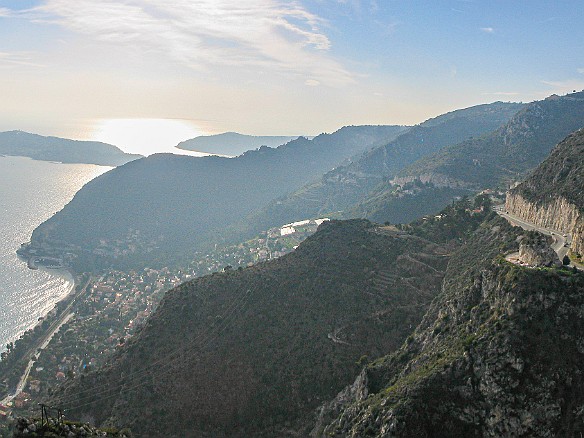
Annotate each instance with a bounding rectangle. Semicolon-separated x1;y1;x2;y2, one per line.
0;156;109;352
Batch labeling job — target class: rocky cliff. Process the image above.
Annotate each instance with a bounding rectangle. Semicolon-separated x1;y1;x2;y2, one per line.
311;215;584;437
506;128;584;257
517;233;561;268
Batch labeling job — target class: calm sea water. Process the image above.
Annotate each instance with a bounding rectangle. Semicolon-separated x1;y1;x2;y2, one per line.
0;156;109;351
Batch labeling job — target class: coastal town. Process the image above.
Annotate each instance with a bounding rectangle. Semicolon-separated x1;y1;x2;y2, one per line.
0;218;328;425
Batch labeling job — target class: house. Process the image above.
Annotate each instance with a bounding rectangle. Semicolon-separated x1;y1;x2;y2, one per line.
13;392;30;408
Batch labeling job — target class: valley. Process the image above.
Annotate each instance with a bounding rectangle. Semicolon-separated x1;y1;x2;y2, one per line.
3;3;584;436
2;94;584;437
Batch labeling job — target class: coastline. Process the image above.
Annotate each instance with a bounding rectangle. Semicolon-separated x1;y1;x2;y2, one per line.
27;264;77;325
0;264;79;405
0;265;76;356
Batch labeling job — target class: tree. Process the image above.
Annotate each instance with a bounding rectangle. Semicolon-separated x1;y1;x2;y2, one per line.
563;255;571;265
474;194;493;210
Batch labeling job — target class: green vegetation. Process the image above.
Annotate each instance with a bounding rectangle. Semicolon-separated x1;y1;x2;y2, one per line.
49;219;451;437
27;125;404;271
233;102;523;239
511;127;584;210
10;417;131;437
317;215;584;437
347;92;584;228
400;91;584;188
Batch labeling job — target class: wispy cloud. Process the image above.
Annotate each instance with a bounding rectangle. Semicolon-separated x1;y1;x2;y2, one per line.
578;68;584;74
0;51;45;68
20;0;353;85
480;27;494;33
0;7;13;17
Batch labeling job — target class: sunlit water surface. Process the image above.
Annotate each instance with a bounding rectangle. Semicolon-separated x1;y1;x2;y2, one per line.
0;156;109;351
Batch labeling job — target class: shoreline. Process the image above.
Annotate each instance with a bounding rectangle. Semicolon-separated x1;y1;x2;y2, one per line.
28;264;77;324
0;264;79;399
0;263;77;356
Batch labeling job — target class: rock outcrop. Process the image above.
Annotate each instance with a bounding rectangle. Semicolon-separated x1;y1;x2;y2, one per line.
506;128;584;258
517;234;561;267
311;216;584;437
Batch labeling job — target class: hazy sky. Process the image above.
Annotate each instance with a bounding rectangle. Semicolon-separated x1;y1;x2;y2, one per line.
1;0;583;154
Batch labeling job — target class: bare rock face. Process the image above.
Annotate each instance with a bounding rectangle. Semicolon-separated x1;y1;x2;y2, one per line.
506;192;584;259
518;236;561;267
505;127;584;259
505;194;580;233
573;220;584;257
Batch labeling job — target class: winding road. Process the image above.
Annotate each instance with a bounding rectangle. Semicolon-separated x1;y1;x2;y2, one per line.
494;205;575;266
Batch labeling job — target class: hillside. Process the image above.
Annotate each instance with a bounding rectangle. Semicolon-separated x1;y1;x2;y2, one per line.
313;215;584;437
506;127;584;257
352;92;584;224
49;219;452;437
176;132;302;156
25;125;404;270
230;102;523;238
0;131;141;166
398;92;584;187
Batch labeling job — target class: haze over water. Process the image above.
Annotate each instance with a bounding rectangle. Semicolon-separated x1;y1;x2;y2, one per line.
0;156;109;351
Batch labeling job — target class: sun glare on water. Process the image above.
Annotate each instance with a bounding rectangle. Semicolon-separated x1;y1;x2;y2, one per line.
89;118;209;156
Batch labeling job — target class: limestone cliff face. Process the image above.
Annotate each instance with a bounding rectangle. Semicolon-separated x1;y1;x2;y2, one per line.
390;172;470;189
505;192;584;256
505;193;580;232
573;221;584;256
505;127;584;258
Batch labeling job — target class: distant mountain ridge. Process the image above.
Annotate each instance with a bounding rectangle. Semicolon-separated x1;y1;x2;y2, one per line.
176;131;302;156
0;131;141;166
27;125;405;270
230;101;524;238
397;91;584;187
352;91;584;224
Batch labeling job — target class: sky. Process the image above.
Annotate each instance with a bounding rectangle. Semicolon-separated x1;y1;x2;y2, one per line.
1;0;583;155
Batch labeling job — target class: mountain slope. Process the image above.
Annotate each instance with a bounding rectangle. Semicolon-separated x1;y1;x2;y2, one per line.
230;102;523;237
176;132;302;156
0;131;141;166
353;92;584;224
399;92;584;187
313;215;584;437
506;127;584;257
51;219;451;437
26;125;404;270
